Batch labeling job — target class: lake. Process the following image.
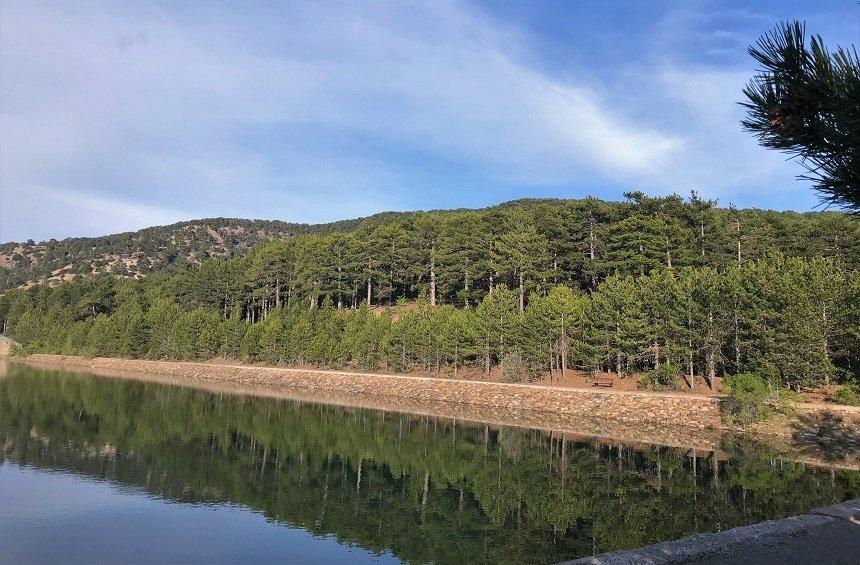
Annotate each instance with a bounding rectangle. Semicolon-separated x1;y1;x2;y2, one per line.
1;363;857;564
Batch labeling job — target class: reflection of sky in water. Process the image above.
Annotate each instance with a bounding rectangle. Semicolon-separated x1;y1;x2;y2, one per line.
0;465;399;564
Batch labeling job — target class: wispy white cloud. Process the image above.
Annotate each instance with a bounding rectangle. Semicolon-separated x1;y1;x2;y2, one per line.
0;0;845;241
0;186;190;241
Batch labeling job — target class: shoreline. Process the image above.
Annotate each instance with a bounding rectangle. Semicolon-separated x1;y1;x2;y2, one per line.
12;354;859;470
20;354;724;428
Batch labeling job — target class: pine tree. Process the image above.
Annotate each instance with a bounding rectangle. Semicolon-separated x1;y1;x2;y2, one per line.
146;298;182;358
638;268;686;372
690;267;727;389
413;213;445;307
742;21;860;210
440;308;477;378
803;257;844;385
494;215;548;313
590;275;645;376
259;312;286;364
437;212;490;307
475;286;518;377
117;302;148;358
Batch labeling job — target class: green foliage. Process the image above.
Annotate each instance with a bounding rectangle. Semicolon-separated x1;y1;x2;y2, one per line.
1;196;857;394
721;373;775;426
742;21;860;210
638;364;680;391
4;197;859;296
829;383;860;406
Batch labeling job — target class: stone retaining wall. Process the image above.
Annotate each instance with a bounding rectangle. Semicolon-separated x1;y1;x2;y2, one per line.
25;355;722;428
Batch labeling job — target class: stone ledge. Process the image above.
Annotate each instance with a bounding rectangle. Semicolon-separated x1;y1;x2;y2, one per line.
566;499;860;564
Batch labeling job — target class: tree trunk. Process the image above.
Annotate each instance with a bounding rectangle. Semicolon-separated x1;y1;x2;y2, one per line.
735;218;742;264
687;344;694;389
390;240;396;306
518;270;525;313
822;303;830;386
337;264;343;309
707;310;716;390
734;309;740;369
666;236;672;268
561;341;567;380
707;349;716;390
560;312;567;380
366;276;372;307
429;248;436;307
589;217;597;290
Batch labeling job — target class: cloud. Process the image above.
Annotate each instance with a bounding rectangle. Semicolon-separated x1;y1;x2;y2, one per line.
0;0;685;240
0;186;190;242
0;0;837;241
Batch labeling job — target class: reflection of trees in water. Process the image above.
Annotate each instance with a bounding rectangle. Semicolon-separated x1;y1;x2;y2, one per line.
1;366;858;564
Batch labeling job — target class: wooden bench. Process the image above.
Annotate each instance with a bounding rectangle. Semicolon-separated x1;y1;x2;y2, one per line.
593;376;614;388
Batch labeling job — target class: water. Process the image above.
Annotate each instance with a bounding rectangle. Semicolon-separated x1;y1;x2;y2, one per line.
0;364;857;564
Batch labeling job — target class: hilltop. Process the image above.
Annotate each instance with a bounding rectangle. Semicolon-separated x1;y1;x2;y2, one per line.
0;217;365;290
2;196;858;292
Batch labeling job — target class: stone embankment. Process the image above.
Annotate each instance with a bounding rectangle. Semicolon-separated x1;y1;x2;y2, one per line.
568;498;860;564
26;354;721;428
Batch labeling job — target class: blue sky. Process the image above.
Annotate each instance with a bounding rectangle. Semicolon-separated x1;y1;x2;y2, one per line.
1;1;857;242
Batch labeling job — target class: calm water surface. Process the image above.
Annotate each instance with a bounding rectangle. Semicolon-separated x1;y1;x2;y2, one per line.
0;364;857;564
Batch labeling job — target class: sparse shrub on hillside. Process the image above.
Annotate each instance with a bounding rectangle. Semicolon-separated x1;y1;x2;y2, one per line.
720;373;793;426
500;351;538;383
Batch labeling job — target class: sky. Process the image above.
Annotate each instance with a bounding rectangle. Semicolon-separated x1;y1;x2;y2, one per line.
1;1;857;242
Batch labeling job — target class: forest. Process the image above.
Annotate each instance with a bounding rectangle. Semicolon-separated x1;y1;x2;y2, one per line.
1;194;858;392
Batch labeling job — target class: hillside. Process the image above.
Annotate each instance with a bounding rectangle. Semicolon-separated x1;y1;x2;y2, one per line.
0;217;365;291
2;195;858;293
